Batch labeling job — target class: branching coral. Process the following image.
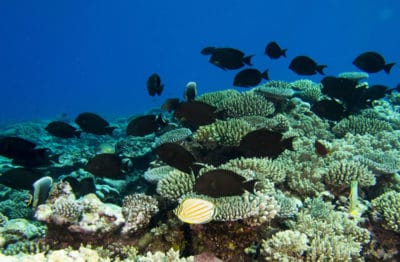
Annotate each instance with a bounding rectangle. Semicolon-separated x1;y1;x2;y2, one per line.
121;193;159;234
143;165;175;184
196;89;240;108
218;92;275;118
332;115;393;138
193;119;254;148
156;169;195;200
370;190;400;233
154;128;192;147
219;157;287;184
324;160;376;189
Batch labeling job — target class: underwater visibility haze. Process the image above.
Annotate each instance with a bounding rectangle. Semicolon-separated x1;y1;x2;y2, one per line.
0;0;400;261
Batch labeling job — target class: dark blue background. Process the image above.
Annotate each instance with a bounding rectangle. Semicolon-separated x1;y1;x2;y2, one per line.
1;0;399;124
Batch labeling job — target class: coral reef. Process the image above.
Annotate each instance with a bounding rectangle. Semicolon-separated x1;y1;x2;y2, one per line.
156;169;195;200
155;128;192;147
370;190;400;233
193;119;254;148
332;115;393;138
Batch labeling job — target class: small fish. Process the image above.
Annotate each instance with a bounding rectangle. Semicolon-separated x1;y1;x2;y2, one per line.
0;136;57;167
126;114;166;137
174;101;218;129
147;73;164;96
63;176;96;198
311;99;346;121
314;140;330;156
45;121;81;138
161;98;181;112
353;51;395;74
239;129;295;159
32;176;53;208
194;169;257;197
184;81;197;102
202;47;253;70
320;76;367;112
361;84;390;102
265;41;287;59
0;168;45;190
75;112;115;135
154;142;195;174
174;198;216;224
84;153;123;178
233;68;269;87
289;56;327;75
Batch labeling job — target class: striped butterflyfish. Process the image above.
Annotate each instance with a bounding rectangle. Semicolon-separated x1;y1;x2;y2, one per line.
174;198;216;224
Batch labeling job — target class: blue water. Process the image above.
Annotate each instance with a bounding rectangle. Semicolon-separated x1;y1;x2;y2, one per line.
1;0;399;124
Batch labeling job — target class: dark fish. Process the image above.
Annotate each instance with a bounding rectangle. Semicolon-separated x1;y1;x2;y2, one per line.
321;76;367;112
200;46;216;55
174;101;218;129
45;121;81;138
239;128;294;159
75;112;115;135
361;84;389;101
184;82;197;102
0;168;44;190
194;169;257;197
63;177;96;198
126;114;166;137
353;51;395;74
147;73;164;96
233;68;269;87
289;56;327;75
315;140;330;156
154;142;195;174
202;47;253;70
0;136;57;167
311;99;346;121
84;153;123;178
161;98;181;112
265;41;287;59
200;146;244;166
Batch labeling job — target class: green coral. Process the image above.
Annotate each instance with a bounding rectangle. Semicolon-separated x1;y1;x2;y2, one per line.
156;169;195;200
370;190;400;233
324;160;376;189
219;157;287;184
332;115;393;138
219;92;275;118
261;230;309;262
193;119;254;148
196;89;240;108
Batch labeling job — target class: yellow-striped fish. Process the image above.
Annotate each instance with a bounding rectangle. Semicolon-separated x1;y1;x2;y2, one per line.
174;198;216;224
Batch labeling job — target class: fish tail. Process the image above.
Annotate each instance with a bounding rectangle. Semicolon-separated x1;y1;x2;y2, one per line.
281;48;288;58
243;55;254;66
283;136;295;151
383;62;396;74
75;131;82;138
243;179;258;193
106;127;116;136
261;69;270;80
316;65;327;75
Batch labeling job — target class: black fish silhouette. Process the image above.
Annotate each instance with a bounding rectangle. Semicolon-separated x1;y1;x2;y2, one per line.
194;169;257;197
265;41;287;59
84;153;123;178
239;129;295;159
154;142;195;174
75;113;115;135
147;73;164;96
289;56;326;75
45;121;81;138
233;68;269;87
202;47;253;70
126;114;166;137
311;99;346;121
174;101;219;129
353;51;395;74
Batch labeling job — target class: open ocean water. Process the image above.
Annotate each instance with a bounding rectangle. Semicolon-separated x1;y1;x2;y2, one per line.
0;1;399;261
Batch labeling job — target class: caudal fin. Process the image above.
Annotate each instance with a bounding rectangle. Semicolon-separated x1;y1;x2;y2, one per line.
243;55;254;66
261;69;270;80
106;126;116;136
384;62;396;74
243;179;258;193
316;65;327;75
281;48;288;58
